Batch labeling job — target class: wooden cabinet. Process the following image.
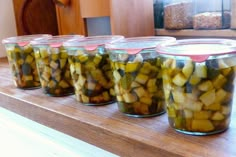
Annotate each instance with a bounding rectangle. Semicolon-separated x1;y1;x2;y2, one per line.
110;0;154;37
80;0;110;18
55;0;86;35
55;0;155;37
13;0;58;35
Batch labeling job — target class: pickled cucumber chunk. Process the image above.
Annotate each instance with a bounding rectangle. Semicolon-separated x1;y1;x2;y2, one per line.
111;53;165;117
35;46;74;96
6;44;40;89
162;57;235;133
69;51;115;105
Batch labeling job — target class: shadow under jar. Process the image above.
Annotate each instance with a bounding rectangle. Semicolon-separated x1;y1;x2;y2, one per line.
64;35;124;105
31;35;84;96
156;38;236;135
2;34;51;89
106;36;176;117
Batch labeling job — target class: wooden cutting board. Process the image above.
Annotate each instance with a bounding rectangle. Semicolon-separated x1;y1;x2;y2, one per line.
13;0;58;35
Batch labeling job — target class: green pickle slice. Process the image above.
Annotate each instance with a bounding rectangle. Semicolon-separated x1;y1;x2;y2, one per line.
162;58;235;134
111;54;165;117
69;50;115;105
35;46;74;96
6;44;40;89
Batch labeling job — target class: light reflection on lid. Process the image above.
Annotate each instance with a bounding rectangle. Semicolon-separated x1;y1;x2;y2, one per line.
156;39;236;62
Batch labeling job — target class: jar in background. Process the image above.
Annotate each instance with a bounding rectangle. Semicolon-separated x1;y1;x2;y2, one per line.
156;39;236;135
193;0;231;29
106;36;176;117
31;35;84;96
2;34;51;89
164;0;194;30
64;35;124;105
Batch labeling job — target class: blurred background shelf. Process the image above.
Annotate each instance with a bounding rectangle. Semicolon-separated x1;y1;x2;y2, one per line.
155;29;236;38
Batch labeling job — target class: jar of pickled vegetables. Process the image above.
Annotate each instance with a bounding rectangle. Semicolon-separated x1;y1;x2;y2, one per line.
31;35;84;96
2;34;51;89
156;39;236;135
64;35;124;105
106;36;176;117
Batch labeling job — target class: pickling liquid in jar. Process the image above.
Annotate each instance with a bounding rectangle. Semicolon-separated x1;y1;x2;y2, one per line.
156;39;236;135
31;35;84;96
107;36;176;117
64;35;124;105
2;34;51;89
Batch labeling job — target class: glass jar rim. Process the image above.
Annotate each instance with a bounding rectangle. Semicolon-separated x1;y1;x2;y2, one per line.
2;34;52;46
105;36;176;54
63;35;124;51
156;38;236;62
30;35;84;48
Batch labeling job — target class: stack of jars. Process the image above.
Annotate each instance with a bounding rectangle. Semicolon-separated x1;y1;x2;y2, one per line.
2;34;236;136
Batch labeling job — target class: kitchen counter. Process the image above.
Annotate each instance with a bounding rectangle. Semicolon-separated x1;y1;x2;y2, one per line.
0;57;236;157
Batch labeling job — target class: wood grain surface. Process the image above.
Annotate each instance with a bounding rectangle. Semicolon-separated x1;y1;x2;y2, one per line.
110;0;155;37
0;57;235;157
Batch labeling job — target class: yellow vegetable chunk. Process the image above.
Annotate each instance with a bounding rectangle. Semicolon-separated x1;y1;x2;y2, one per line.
125;62;140;73
134;87;147;98
213;74;227;89
50;61;59;69
172;73;187;86
123;93;137;103
59;80;69;88
135;73;149;84
194;64;207;78
192;120;215;132
189;75;201;85
198;80;213;91
193;111;212;120
211;112;225;121
140;96;152;106
172;90;185;103
60;59;67;69
182;60;194;78
25;55;34;64
184;109;193;118
199;89;215;106
93;54;102;65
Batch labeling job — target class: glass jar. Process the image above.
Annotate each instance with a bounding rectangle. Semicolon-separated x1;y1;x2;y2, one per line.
2;34;51;89
64;35;124;105
106;36;176;117
156;39;236;135
31;35;84;96
164;0;194;29
193;0;231;29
